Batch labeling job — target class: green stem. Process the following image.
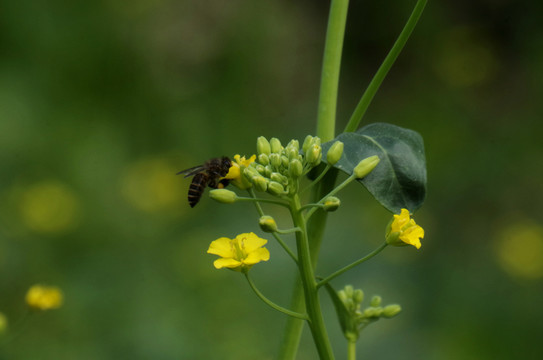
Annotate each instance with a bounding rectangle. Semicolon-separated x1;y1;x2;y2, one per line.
301;164;332;195
290;194;335;359
317;0;350;142
279;0;349;356
236;196;290;208
305;174;356;221
247;189;298;263
344;0;428;133
245;273;308;320
279;170;339;360
347;339;357;360
276;227;302;235
317;242;388;288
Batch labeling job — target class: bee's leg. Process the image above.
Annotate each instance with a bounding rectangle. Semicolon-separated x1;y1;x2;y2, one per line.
218;179;230;189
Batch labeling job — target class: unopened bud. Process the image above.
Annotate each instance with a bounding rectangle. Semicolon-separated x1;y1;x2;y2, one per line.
382;304;402;318
363;307;382;319
323;196;341;212
253;175;268;192
306;144;322;165
302;135;314;154
281;155;289;168
353;155;380;179
244;166;259;178
258;153;269;166
267;181;285;196
270;172;287;185
353;289;364;304
289;159;303;178
326;141;344;165
286;139;300;152
370;295;382;307
270;138;283;154
270;153;282;168
209;189;237;204
256;164;266;174
257;136;271;155
259;215;278;233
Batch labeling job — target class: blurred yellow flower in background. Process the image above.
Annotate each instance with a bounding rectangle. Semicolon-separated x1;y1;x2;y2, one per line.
26;285;64;311
207;232;269;272
0;312;7;334
18;180;80;234
121;157;184;213
495;221;543;279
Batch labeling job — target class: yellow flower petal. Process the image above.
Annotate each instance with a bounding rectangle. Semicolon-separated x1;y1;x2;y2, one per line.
243;248;270;265
207;237;235;258
214;258;242;269
391;209;411;233
237;232;267;253
400;224;424;249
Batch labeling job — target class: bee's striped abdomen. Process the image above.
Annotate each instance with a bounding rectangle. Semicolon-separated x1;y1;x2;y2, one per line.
188;173;208;208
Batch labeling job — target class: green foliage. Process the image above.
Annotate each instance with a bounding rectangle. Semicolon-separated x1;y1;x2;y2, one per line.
322;123;427;213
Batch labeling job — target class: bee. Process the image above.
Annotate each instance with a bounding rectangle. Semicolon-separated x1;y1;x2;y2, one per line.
177;156;232;207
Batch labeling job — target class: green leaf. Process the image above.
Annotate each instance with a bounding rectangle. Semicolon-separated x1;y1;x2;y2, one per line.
322;123;426;213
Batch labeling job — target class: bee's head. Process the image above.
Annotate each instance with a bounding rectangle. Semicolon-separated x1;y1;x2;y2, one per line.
222;156;232;168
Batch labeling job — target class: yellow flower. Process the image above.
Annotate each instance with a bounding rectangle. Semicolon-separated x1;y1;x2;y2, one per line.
207;232;270;272
222;154;256;189
25;285;64;311
386;209;424;249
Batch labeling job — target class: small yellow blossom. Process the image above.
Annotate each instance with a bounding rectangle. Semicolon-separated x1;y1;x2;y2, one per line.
222;154;256;189
386;209;424;249
25;285;64;311
207;232;270;272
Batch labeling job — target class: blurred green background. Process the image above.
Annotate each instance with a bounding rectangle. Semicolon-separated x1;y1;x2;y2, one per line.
1;0;543;359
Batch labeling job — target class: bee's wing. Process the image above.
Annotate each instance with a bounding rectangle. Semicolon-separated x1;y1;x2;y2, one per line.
176;165;205;177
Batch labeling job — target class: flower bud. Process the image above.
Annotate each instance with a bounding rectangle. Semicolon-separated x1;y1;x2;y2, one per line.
326;141;344;165
259;215;278;233
353;289;364;304
281;155;289;168
257;136;271;155
323;196;341;212
353;155;380;179
306;144;322;165
256;164;266;174
270;172;287;185
267;181;285;196
289;159;303;178
370;295;382;307
253;175;268;192
343;285;354;298
209;189;238;204
363;307;382;319
302;135;314;154
286;139;300;152
270;137;283;154
269;153;282;168
382;304;402;318
264;165;273;177
258;153;269;166
244;165;259;179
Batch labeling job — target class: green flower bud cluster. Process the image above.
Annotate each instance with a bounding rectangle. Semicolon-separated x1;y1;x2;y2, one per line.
337;285;402;341
244;136;323;197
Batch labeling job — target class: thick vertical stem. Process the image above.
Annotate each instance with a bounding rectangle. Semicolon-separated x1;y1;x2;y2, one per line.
290;194;335;359
317;0;350;142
